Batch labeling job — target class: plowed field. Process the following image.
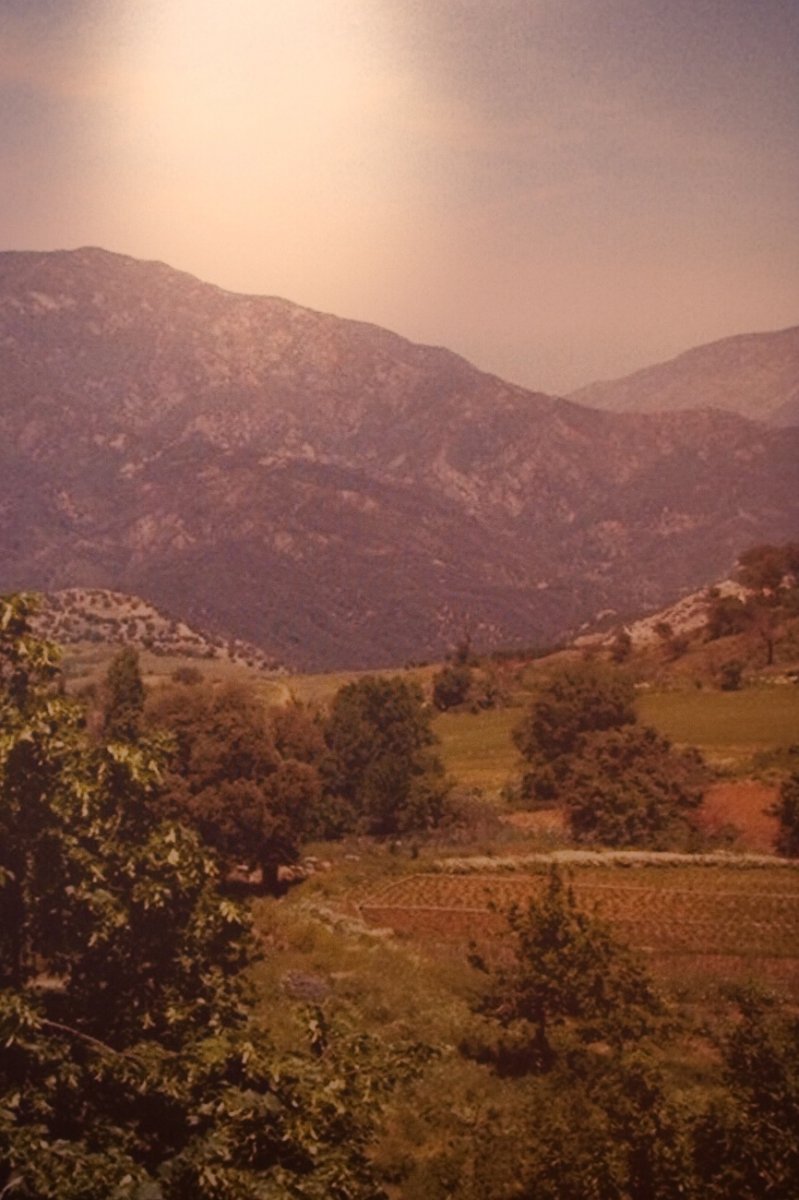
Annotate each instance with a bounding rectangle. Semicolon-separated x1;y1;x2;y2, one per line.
358;866;799;993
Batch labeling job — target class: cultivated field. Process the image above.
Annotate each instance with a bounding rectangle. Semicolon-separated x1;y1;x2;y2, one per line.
358;863;799;996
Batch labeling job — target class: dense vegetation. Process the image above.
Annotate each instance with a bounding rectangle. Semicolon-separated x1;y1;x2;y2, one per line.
3;560;799;1198
0;597;398;1198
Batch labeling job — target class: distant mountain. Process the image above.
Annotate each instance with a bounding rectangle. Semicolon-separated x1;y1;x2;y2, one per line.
570;326;799;425
1;247;798;669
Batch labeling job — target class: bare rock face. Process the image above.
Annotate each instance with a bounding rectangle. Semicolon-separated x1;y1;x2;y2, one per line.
1;247;798;669
569;326;799;425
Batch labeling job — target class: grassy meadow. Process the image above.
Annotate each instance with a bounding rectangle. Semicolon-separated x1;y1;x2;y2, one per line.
637;685;799;769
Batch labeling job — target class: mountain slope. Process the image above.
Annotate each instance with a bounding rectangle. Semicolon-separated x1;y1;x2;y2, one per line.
570;326;799;425
1;247;798;668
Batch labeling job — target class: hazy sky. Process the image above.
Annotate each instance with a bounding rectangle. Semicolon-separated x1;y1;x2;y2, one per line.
1;0;797;392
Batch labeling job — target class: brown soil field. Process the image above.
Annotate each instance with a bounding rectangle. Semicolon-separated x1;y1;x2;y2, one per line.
358;867;799;995
699;780;780;853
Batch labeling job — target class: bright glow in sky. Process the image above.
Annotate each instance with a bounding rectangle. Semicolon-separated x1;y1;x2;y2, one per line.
1;0;797;391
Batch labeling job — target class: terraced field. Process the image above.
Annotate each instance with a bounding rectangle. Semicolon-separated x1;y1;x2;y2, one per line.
358;864;799;993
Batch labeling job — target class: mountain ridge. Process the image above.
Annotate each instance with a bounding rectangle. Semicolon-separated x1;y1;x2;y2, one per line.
1;247;797;668
569;325;799;425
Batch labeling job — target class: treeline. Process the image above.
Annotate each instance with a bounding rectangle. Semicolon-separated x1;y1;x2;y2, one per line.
92;646;457;892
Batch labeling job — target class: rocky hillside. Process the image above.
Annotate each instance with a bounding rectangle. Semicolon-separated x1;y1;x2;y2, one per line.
32;589;283;672
570;326;799;425
1;247;798;668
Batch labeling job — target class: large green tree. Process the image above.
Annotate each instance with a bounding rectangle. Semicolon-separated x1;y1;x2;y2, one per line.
513;661;636;805
0;596;385;1198
564;725;706;849
146;682;325;892
101;645;145;740
513;662;707;847
324;675;450;836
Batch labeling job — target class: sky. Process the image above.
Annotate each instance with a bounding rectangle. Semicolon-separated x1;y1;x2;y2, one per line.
0;0;797;393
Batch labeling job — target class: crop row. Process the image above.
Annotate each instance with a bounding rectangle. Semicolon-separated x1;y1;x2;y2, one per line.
358;873;799;962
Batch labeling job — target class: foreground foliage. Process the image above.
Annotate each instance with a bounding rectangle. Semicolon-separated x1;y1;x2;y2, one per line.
0;595;385;1198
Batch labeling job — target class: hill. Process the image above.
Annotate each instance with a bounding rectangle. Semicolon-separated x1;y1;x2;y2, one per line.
31;588;284;672
570;325;799;425
1;247;798;668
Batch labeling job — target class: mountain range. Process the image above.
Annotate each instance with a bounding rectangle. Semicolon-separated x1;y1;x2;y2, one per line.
1;247;797;668
570;326;799;426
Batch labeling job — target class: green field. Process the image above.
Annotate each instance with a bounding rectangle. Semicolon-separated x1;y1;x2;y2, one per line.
433;685;799;791
637;686;799;768
434;707;522;791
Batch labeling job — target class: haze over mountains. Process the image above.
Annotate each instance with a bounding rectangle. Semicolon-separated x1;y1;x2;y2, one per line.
570;326;799;427
1;247;797;669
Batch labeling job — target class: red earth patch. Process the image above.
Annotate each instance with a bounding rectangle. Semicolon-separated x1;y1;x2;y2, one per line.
699;780;779;853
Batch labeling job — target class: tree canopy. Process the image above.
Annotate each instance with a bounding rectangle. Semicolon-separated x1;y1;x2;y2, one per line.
324;675;450;836
145;681;326;892
513;661;707;847
470;868;661;1071
101;645;145;740
564;724;706;849
514;661;636;765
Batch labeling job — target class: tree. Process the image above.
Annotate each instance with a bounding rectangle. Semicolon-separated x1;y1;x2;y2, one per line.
0;595;386;1198
737;543;799;593
692;992;799;1198
513;661;636;806
514;662;636;763
432;661;473;711
564;725;706;849
146;681;324;891
102;645;145;739
513;662;707;846
324;675;450;835
771;770;799;857
707;544;799;666
470;869;661;1071
718;659;744;691
705;592;751;641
